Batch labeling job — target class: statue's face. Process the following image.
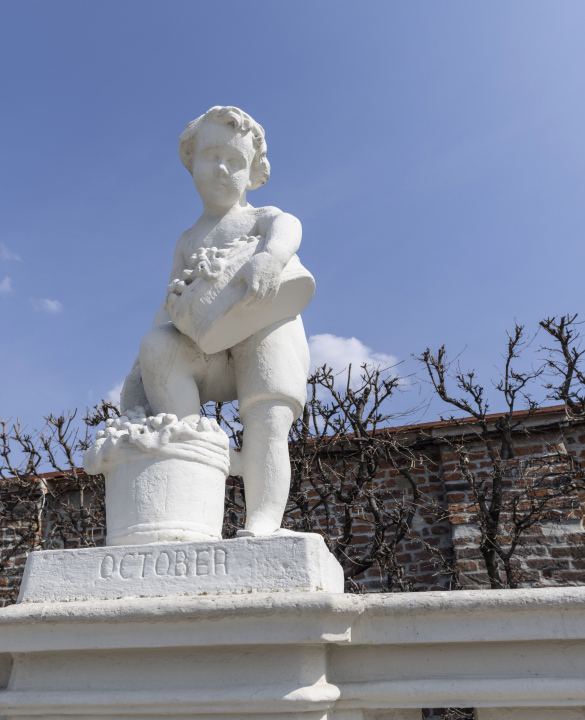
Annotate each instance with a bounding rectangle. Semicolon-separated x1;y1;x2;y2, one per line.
192;121;256;208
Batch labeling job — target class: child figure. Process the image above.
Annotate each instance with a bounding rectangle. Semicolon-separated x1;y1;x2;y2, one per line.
120;106;312;537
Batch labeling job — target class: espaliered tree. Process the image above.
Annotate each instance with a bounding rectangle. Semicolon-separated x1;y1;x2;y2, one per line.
540;314;585;419
279;365;444;591
287;364;422;590
418;322;585;589
0;406;114;602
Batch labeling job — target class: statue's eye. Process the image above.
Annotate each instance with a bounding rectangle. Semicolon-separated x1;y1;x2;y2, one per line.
228;157;244;171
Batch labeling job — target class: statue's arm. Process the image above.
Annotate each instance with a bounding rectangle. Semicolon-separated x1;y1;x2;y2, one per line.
121;235;187;410
239;210;302;306
260;210;302;270
151;235;187;328
126;236;185;372
152;301;171;329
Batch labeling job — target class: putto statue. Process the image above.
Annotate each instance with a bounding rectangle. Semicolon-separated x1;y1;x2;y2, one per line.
21;106;342;602
84;106;314;545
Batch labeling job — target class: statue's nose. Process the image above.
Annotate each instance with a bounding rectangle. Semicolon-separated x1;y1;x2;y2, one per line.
216;162;229;177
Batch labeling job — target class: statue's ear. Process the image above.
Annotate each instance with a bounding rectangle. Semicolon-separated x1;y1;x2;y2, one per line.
248;154;270;191
249;168;269;191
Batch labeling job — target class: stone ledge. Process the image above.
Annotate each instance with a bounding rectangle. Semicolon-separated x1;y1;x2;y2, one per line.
2;587;585;653
2;588;585;717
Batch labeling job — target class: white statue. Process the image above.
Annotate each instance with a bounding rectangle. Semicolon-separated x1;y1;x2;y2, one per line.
85;106;314;544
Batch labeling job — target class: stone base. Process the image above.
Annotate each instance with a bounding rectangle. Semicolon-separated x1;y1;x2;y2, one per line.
1;588;585;719
17;534;345;602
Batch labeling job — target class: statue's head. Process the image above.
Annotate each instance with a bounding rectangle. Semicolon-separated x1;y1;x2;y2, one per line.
179;107;270;207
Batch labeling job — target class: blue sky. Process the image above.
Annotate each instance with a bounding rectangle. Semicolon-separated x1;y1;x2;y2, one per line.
1;1;585;431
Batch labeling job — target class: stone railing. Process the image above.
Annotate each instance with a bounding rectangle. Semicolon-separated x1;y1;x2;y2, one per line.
0;586;584;719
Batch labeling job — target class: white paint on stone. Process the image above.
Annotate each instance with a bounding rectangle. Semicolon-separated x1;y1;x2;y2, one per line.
451;523;480;540
17;535;345;602
540;516;584;534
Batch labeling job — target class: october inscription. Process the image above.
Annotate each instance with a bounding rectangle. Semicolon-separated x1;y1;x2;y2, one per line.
99;546;228;581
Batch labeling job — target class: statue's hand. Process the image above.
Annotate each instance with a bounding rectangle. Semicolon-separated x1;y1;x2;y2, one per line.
164;278;194;337
165;278;186;317
238;252;283;307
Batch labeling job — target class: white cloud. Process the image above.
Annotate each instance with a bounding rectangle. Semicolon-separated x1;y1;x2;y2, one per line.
34;298;63;313
0;243;21;261
309;333;398;373
106;381;124;404
0;277;12;295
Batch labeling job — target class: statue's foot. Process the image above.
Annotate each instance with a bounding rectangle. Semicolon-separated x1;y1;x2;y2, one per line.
236;527;317;538
236;529;257;538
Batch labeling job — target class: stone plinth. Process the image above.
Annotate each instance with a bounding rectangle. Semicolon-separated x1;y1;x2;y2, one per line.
1;588;585;719
17;535;345;602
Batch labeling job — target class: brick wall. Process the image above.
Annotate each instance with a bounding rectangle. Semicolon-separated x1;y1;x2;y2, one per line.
0;481;106;606
305;443;457;592
437;412;585;589
362;443;454;591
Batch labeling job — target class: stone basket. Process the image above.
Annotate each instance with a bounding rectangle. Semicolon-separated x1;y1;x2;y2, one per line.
83;414;231;546
104;452;227;546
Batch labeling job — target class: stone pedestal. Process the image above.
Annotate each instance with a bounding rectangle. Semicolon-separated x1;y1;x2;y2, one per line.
17;535;345;602
1;587;585;719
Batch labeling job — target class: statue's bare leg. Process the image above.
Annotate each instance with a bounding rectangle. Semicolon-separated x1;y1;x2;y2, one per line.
139;322;201;424
239;399;295;535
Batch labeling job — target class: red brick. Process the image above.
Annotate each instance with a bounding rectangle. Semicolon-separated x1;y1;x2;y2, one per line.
550;547;573;558
431;526;449;535
555;571;585;583
457;560;479;572
526;559;569;570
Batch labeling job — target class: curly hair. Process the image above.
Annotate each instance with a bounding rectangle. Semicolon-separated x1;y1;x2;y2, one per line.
178;106;270;190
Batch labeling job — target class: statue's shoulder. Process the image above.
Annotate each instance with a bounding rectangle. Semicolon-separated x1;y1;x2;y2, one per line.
178;224;197;243
253;205;298;234
253;205;282;220
175;224;199;253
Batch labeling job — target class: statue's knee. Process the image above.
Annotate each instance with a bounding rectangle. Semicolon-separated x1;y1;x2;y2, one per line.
139;325;179;365
241;398;297;432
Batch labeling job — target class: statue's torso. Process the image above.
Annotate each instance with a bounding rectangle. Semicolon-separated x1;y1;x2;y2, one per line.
180;206;277;269
166;204;314;356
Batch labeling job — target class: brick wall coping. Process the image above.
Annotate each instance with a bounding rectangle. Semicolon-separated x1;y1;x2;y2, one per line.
393;403;585;438
0;468;85;485
294;403;583;449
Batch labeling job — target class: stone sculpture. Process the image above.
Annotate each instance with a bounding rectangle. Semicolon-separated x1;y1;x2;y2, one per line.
17;105;343;602
84;106;315;546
